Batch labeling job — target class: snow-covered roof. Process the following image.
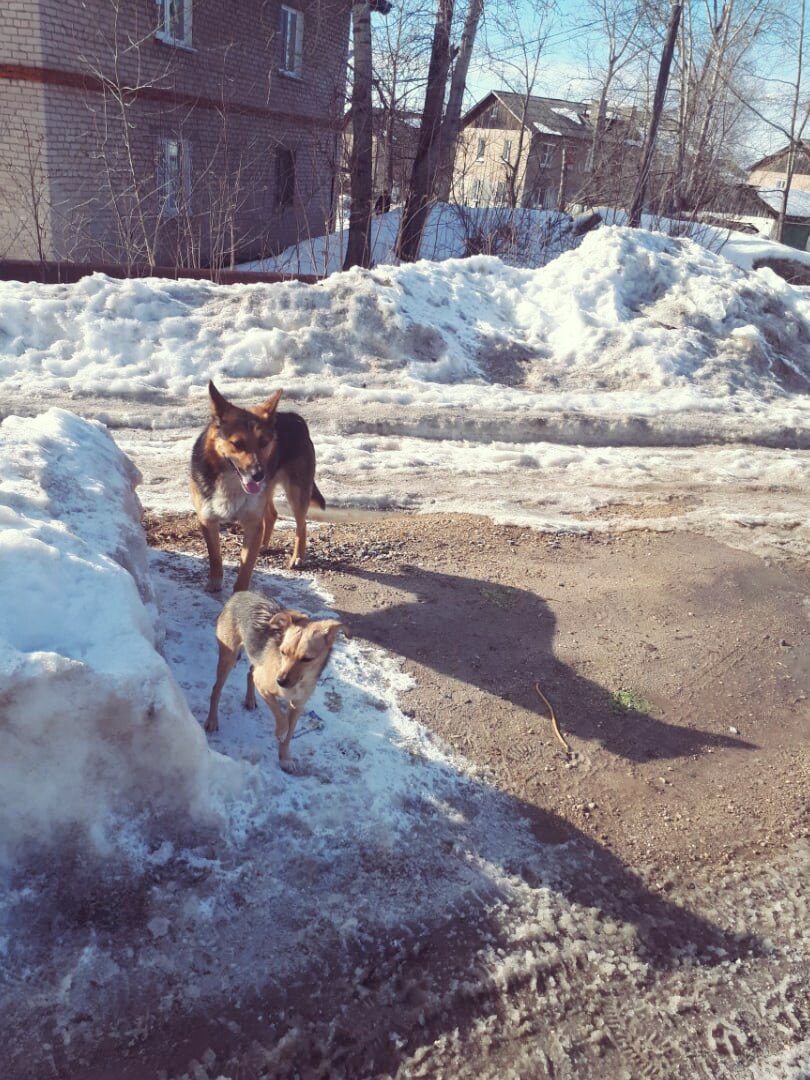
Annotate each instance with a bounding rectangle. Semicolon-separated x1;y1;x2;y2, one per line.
464;91;590;139
756;185;810;220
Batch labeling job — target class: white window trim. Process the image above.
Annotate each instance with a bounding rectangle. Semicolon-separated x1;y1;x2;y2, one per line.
155;0;194;49
539;142;554;168
476;137;486;161
279;5;304;78
502;139;512;163
159;136;191;218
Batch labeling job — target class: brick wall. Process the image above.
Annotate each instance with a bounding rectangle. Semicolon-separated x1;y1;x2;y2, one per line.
1;0;350;263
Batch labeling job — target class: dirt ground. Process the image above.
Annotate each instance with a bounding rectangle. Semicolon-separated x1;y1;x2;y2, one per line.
136;510;810;1080
146;511;809;883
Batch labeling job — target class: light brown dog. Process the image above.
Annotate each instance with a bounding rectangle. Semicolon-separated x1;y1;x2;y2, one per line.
205;591;346;770
190;381;325;593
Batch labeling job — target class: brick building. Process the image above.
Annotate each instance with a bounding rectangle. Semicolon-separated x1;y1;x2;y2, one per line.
0;0;352;267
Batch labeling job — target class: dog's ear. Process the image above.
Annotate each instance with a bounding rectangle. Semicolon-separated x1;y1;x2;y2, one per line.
256;388;283;420
323;620;349;645
268;610;308;638
268;611;293;639
208;381;232;423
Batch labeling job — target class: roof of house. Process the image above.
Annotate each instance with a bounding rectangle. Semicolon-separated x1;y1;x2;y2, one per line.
697;182;810;222
747;143;810;174
756;186;810;219
462;91;591;139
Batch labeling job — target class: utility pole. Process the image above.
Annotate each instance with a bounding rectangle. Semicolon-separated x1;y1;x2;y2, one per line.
628;0;683;227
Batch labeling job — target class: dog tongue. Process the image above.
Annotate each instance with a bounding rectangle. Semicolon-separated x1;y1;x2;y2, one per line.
243;479;262;494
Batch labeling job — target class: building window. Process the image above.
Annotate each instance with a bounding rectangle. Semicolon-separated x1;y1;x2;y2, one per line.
155;0;192;47
539;142;554;168
502;139;512;163
775;179;786;189
276;147;296;207
158;136;191;217
471;178;485;205
280;6;304;76
534;186;547;209
476;138;486;161
494;181;507;204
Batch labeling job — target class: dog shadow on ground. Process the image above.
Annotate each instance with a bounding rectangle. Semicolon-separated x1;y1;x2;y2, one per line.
109;550;765;1080
332;562;755;765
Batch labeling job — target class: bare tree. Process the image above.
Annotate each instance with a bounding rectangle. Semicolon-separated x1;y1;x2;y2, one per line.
345;0;375;269
582;0;649;203
396;0;456;262
435;0;486;201
372;1;434;201
0;119;50;263
774;0;809;242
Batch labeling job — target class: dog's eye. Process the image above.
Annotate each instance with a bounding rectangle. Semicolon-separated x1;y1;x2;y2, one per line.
300;656;314;663
259;437;271;448
231;439;246;452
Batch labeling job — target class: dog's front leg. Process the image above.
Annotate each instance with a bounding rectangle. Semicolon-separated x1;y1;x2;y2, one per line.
244;666;257;710
277;704;302;769
199;518;223;593
205;640;239;733
233;515;264;593
259;691;289;740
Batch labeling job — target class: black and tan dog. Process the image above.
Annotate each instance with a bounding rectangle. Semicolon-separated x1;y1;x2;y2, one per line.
190;381;325;593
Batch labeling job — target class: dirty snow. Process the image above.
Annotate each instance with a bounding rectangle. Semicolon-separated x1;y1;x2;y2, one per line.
1;225;807;561
0;410;249;865
1;224;809;1077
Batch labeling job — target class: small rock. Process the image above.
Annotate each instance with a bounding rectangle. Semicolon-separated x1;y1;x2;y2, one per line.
729;726;739;734
148;916;170;939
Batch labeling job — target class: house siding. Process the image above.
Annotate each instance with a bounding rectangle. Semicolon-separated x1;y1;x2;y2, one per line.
452;95;593;211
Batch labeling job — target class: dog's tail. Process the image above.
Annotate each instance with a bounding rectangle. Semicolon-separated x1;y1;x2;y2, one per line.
310;481;326;510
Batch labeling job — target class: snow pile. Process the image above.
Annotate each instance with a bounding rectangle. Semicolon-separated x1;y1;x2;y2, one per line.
1;227;808;429
1;226;807;560
0;410;240;865
240;203;578;275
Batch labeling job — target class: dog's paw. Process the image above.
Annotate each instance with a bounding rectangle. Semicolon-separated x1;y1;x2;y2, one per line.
204;719;218;734
244;696;257;711
288;557;305;571
279;755;301;775
206;577;223;594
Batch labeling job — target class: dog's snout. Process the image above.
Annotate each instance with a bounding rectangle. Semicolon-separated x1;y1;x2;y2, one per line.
250;464;264;482
276;672;290;688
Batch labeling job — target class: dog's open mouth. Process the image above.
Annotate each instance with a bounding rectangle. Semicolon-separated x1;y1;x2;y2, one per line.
231;461;265;495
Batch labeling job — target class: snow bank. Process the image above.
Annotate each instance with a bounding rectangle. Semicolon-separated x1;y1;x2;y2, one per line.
239;203;578;275
0;410;239;865
1;227;808;420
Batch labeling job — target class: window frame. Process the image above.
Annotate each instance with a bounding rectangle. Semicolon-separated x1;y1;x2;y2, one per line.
539;142;554;168
279;5;305;78
155;0;193;49
276;146;296;208
501;139;512;163
476;137;486;161
159;136;191;218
